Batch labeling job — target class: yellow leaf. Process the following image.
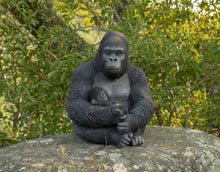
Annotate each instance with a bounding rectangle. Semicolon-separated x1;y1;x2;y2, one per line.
134;14;140;18
89;156;95;163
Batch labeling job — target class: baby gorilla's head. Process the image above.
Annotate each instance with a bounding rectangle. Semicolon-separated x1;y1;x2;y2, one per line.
88;87;109;102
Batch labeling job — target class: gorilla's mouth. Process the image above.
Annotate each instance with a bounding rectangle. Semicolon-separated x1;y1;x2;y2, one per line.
106;63;120;68
107;66;121;73
108;66;119;69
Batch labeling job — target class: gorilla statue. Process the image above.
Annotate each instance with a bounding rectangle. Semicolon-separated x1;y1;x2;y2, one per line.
67;31;154;148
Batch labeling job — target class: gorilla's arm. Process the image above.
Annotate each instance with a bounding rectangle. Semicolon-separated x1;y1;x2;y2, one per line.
117;65;154;133
67;62;125;128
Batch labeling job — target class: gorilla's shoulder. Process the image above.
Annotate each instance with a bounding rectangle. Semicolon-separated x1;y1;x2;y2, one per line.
72;61;96;79
128;64;146;79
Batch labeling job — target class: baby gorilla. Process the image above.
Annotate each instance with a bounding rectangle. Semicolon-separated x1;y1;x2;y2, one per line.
88;87;119;106
88;87;127;120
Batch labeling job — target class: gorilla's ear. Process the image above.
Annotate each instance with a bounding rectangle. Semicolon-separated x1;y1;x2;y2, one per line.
95;47;102;66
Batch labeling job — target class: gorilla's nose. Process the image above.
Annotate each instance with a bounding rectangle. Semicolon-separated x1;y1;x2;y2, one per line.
109;57;118;62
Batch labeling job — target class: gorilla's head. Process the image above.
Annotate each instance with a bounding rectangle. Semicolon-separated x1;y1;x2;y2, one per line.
97;31;130;79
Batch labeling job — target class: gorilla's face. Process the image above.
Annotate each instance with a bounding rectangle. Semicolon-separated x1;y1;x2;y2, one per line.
99;35;129;79
102;46;125;70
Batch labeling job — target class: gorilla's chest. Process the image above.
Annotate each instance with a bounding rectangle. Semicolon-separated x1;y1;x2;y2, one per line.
93;73;130;99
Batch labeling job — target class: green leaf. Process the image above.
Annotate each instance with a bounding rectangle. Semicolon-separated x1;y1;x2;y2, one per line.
58;60;68;68
46;16;54;22
48;70;59;80
61;71;67;83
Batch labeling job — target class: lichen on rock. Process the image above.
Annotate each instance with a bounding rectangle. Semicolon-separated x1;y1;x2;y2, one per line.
0;126;219;171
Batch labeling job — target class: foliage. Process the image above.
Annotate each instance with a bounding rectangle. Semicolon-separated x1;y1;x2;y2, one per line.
0;0;219;145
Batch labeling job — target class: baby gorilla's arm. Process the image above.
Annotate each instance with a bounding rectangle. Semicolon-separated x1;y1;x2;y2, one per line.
91;98;121;107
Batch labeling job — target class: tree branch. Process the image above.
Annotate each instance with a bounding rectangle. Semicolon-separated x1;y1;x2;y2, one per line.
46;49;61;62
80;0;105;28
185;108;190;128
110;0;129;22
4;13;61;63
17;63;50;82
155;105;163;126
183;68;220;100
110;4;122;22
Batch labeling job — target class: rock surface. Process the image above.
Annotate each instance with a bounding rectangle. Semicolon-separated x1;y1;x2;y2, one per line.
0;126;220;172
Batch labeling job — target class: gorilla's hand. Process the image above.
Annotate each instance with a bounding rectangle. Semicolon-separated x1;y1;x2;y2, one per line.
111;104;128;118
110;99;121;105
117;115;132;134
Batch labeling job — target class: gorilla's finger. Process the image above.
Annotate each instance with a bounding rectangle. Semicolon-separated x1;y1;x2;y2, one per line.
117;127;129;134
118;121;129;126
140;137;144;144
128;132;133;138
124;135;131;142
137;137;142;145
131;139;136;146
121;138;130;145
114;109;122;116
116;144;122;149
135;137;139;144
119;115;126;120
124;134;131;142
119;142;126;148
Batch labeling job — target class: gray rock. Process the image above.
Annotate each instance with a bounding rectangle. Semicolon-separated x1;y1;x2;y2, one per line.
0;126;219;172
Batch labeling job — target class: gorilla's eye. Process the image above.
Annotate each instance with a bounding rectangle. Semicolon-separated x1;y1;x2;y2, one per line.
104;49;111;55
115;50;123;55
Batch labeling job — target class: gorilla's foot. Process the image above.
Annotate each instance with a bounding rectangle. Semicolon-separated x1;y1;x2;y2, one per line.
114;132;133;149
130;135;144;146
